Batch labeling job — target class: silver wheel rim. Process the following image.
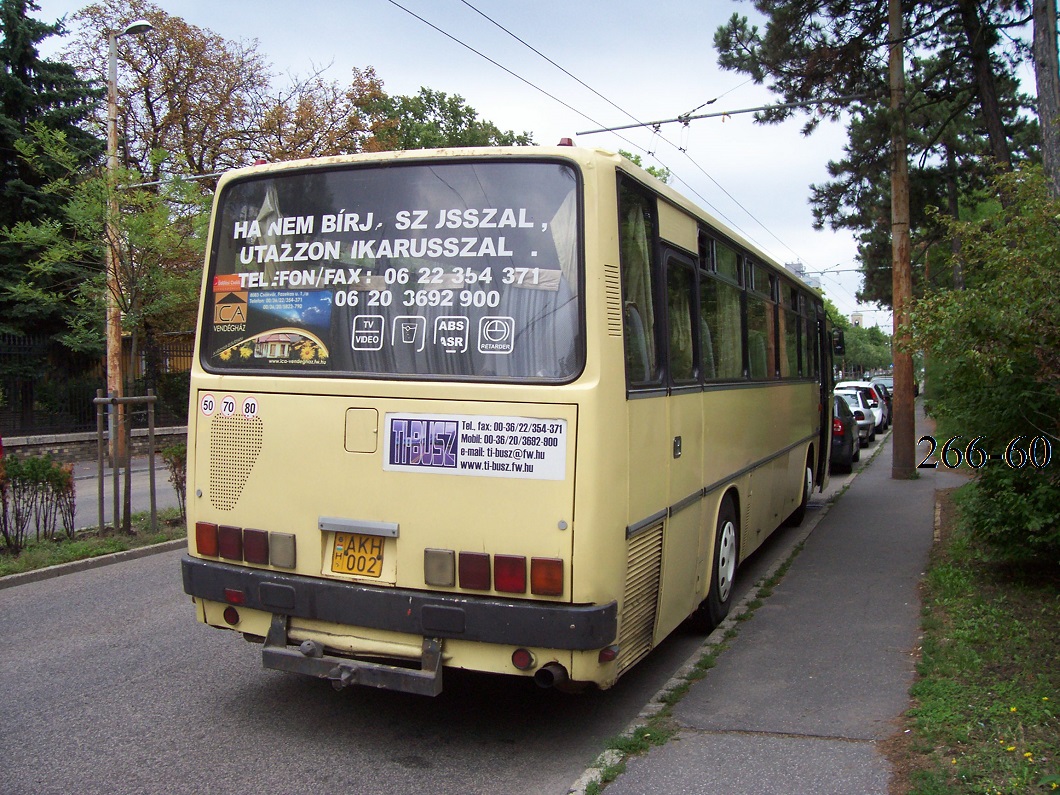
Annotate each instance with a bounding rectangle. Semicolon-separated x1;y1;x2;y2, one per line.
716;519;737;603
804;466;813;501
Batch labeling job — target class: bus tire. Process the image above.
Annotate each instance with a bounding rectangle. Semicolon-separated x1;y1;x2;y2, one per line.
784;456;814;527
690;496;738;632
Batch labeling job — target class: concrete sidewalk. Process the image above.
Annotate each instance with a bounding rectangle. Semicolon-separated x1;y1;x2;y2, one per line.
592;407;966;794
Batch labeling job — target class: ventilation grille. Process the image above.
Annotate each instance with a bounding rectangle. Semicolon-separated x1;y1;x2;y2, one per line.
209;414;264;511
604;263;623;337
616;520;664;674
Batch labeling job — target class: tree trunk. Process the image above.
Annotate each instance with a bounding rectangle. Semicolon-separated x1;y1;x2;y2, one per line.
1034;0;1060;198
957;0;1014;170
891;0;916;479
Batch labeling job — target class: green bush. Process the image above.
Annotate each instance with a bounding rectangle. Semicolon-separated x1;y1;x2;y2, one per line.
957;466;1060;561
161;442;186;520
912;165;1060;562
0;453;76;554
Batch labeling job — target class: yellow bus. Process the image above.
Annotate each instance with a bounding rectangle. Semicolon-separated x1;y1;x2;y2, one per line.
181;145;833;695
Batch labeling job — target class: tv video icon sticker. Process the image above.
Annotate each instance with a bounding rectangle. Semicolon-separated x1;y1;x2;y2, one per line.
478;316;514;354
352;315;384;350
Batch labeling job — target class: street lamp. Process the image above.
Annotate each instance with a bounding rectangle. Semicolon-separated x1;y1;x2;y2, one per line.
105;19;153;462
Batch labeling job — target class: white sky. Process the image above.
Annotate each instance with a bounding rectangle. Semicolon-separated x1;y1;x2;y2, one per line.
34;0;889;326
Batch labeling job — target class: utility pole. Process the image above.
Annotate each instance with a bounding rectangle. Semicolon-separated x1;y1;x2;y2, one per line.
889;0;916;479
104;19;153;465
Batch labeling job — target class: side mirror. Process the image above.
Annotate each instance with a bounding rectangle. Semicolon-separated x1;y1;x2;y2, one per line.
831;328;845;356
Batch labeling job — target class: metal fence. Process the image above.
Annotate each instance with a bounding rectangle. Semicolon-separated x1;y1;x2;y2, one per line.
0;332;193;437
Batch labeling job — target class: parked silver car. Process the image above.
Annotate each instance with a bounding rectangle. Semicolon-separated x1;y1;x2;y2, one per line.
835;380;888;432
835;390;875;446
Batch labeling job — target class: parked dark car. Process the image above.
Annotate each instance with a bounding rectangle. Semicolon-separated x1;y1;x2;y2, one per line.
830;394;860;474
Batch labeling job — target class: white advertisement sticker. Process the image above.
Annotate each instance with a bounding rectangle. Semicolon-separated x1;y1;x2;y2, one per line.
383;413;567;481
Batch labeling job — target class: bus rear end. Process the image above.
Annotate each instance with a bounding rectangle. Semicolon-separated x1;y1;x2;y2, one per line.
181;149;616;694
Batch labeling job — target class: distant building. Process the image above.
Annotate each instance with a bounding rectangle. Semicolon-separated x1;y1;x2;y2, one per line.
851;313;864;328
784;262;820;289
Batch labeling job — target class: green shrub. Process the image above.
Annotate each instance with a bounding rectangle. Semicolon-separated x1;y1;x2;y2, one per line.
161;443;186;520
912;165;1060;562
0;453;75;553
957;466;1060;561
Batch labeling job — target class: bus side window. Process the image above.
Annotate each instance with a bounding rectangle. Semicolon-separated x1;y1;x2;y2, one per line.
700;274;743;381
666;257;697;384
619;184;659;387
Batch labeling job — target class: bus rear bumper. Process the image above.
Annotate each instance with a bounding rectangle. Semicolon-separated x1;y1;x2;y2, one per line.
262;613;445;696
181;555;618;651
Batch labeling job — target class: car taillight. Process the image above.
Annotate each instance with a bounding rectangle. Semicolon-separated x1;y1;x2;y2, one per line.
833;418;844;436
854;410;866;421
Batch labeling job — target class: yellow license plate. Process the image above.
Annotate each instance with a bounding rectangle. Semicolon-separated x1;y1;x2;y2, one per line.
331;533;384;578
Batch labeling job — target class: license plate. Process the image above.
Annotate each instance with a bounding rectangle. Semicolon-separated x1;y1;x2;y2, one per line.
330;533;384;578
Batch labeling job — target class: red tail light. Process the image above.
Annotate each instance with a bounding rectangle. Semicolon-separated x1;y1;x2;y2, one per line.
243;528;270;565
195;522;219;557
832;418;844;436
494;554;527;593
218;525;243;560
531;558;564;596
458;552;491;590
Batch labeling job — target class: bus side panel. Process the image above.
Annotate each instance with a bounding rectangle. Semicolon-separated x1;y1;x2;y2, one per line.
655;390;705;642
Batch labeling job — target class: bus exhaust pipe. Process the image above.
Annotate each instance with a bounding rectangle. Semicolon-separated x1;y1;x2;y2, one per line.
533;663;569;689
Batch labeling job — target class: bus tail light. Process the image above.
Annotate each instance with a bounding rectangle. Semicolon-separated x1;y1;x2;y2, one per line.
270;533;297;569
424;549;455;587
459;552;491;590
195;522;219;556
218;525;243;560
531;558;563;596
598;645;620;663
194;524;295;570
494;555;527;593
511;648;535;670
243;528;270;565
223;588;245;605
223;606;240;625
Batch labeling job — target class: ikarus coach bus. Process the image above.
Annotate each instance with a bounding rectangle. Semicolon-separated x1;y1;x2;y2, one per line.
181;144;833;695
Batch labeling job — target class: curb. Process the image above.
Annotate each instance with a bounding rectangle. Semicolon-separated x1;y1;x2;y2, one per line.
0;538;186;591
566;429;889;795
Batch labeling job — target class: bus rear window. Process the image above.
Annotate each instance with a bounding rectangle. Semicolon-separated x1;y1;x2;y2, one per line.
201;160;582;382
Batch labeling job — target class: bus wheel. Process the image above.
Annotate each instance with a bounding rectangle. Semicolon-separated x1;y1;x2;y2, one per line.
690;496;738;632
784;458;814;527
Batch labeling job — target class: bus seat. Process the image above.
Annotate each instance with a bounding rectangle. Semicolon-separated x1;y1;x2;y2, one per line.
624;302;650;382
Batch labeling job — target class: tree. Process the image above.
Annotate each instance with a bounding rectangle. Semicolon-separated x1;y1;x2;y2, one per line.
911;165;1060;558
61;2;534;179
2;123;208;386
618;150;671;183
714;0;1043;479
62;0;273;185
714;1;1039;310
257;67;391;162
1033;0;1060;197
0;0;102;340
370;87;533;151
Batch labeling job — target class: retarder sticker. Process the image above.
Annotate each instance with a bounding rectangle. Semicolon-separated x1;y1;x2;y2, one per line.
383;413;567;480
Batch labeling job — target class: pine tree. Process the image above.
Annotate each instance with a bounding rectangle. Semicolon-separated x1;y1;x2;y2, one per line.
0;0;102;338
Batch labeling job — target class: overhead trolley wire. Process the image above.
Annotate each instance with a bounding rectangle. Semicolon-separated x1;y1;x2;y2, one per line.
387;0;855;297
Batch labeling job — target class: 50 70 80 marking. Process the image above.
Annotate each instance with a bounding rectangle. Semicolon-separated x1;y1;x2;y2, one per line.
917;435;1053;469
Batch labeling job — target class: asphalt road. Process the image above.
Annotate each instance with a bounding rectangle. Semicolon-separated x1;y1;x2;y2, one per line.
1;442;871;795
